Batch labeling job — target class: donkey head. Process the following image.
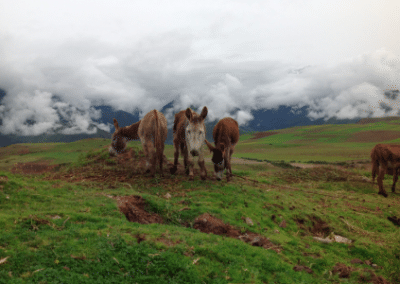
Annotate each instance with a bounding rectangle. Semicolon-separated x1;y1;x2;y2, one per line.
109;118;128;156
185;106;208;157
205;140;225;180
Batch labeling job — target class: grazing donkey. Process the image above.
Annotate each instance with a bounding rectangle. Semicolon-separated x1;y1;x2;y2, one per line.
371;143;400;197
170;107;208;180
205;117;239;181
110;109;168;177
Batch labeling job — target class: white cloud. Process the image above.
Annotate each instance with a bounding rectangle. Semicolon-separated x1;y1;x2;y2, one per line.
0;1;400;134
0;90;110;136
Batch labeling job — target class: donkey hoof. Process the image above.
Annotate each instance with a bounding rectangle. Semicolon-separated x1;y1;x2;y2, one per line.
189;176;194;181
170;167;177;175
378;191;388;198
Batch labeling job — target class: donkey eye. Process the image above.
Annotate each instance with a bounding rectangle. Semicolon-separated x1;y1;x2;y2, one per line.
187;130;191;134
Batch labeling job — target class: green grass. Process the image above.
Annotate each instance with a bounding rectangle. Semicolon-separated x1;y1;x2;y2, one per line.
1;118;400;283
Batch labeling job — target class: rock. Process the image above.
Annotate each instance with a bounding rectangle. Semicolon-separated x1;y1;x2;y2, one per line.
313;236;332;244
245;217;254;226
333;235;352;244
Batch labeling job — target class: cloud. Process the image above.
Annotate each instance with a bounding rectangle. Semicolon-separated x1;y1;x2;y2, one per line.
0;26;399;136
0;90;110;135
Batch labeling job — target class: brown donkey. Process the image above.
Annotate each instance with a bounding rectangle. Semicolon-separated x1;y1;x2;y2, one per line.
110;109;168;177
371;143;400;197
205;117;239;181
170;107;208;180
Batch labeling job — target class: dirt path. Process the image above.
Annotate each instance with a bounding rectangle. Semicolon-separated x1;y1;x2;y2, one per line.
203;157;266;165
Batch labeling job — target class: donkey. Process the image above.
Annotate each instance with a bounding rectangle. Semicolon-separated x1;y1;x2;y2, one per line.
205;117;239;181
371;143;400;197
110;109;168;177
170;107;208;180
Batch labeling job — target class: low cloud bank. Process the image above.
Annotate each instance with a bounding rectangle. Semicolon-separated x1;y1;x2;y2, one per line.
0;32;399;135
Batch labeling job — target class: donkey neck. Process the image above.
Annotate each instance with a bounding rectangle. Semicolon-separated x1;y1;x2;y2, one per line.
120;121;141;140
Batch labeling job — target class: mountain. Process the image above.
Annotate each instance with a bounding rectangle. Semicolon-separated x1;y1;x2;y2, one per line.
0;87;366;147
240;106;361;134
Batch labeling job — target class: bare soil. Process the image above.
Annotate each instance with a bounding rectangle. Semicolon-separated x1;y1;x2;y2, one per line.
332;263;353;278
11;162;58;175
115;195;164;224
357;117;400;124
294;215;331;238
251;131;279;139
346;130;400;143
193;213;281;253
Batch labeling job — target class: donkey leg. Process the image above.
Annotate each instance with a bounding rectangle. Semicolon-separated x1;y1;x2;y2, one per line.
149;141;156;177
198;151;207;181
226;148;234;182
185;150;194;181
224;147;231;182
377;164;388;197
183;144;190;176
170;139;180;175
392;168;398;193
159;143;165;177
140;138;151;174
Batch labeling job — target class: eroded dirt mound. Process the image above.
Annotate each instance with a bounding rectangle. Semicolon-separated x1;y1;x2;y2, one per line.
193;213;280;252
346;130;400;143
359;269;391;284
332;263;353;278
194;213;240;237
11;162;57;175
294;215;331;238
116;195;163;224
251;131;279;139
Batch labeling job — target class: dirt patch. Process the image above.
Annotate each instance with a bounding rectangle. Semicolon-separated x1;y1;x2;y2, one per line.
346;130;400;143
204;157;266;165
115;195;163;224
18;149;30;155
251;131;279;139
294;215;331;238
193;213;281;253
276;166;356;184
345;202;383;215
359;269;391;284
11;162;57;175
293;265;313;274
332;263;353;278
357;117;400;125
154;237;182;247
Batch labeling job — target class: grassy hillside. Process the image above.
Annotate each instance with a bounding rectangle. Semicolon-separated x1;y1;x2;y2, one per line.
0;119;400;283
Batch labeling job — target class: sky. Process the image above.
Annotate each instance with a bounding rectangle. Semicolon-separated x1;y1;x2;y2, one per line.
0;0;399;135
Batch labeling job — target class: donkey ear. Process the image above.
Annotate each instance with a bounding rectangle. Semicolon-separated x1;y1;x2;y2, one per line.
113;118;119;131
204;139;215;152
185;108;193;121
200;106;208;120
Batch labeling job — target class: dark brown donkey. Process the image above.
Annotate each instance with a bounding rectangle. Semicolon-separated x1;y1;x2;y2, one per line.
371;143;400;197
109;109;168;177
170;107;208;180
205;117;239;181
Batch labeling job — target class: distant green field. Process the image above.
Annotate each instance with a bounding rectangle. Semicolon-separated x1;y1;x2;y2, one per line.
1;119;400;283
